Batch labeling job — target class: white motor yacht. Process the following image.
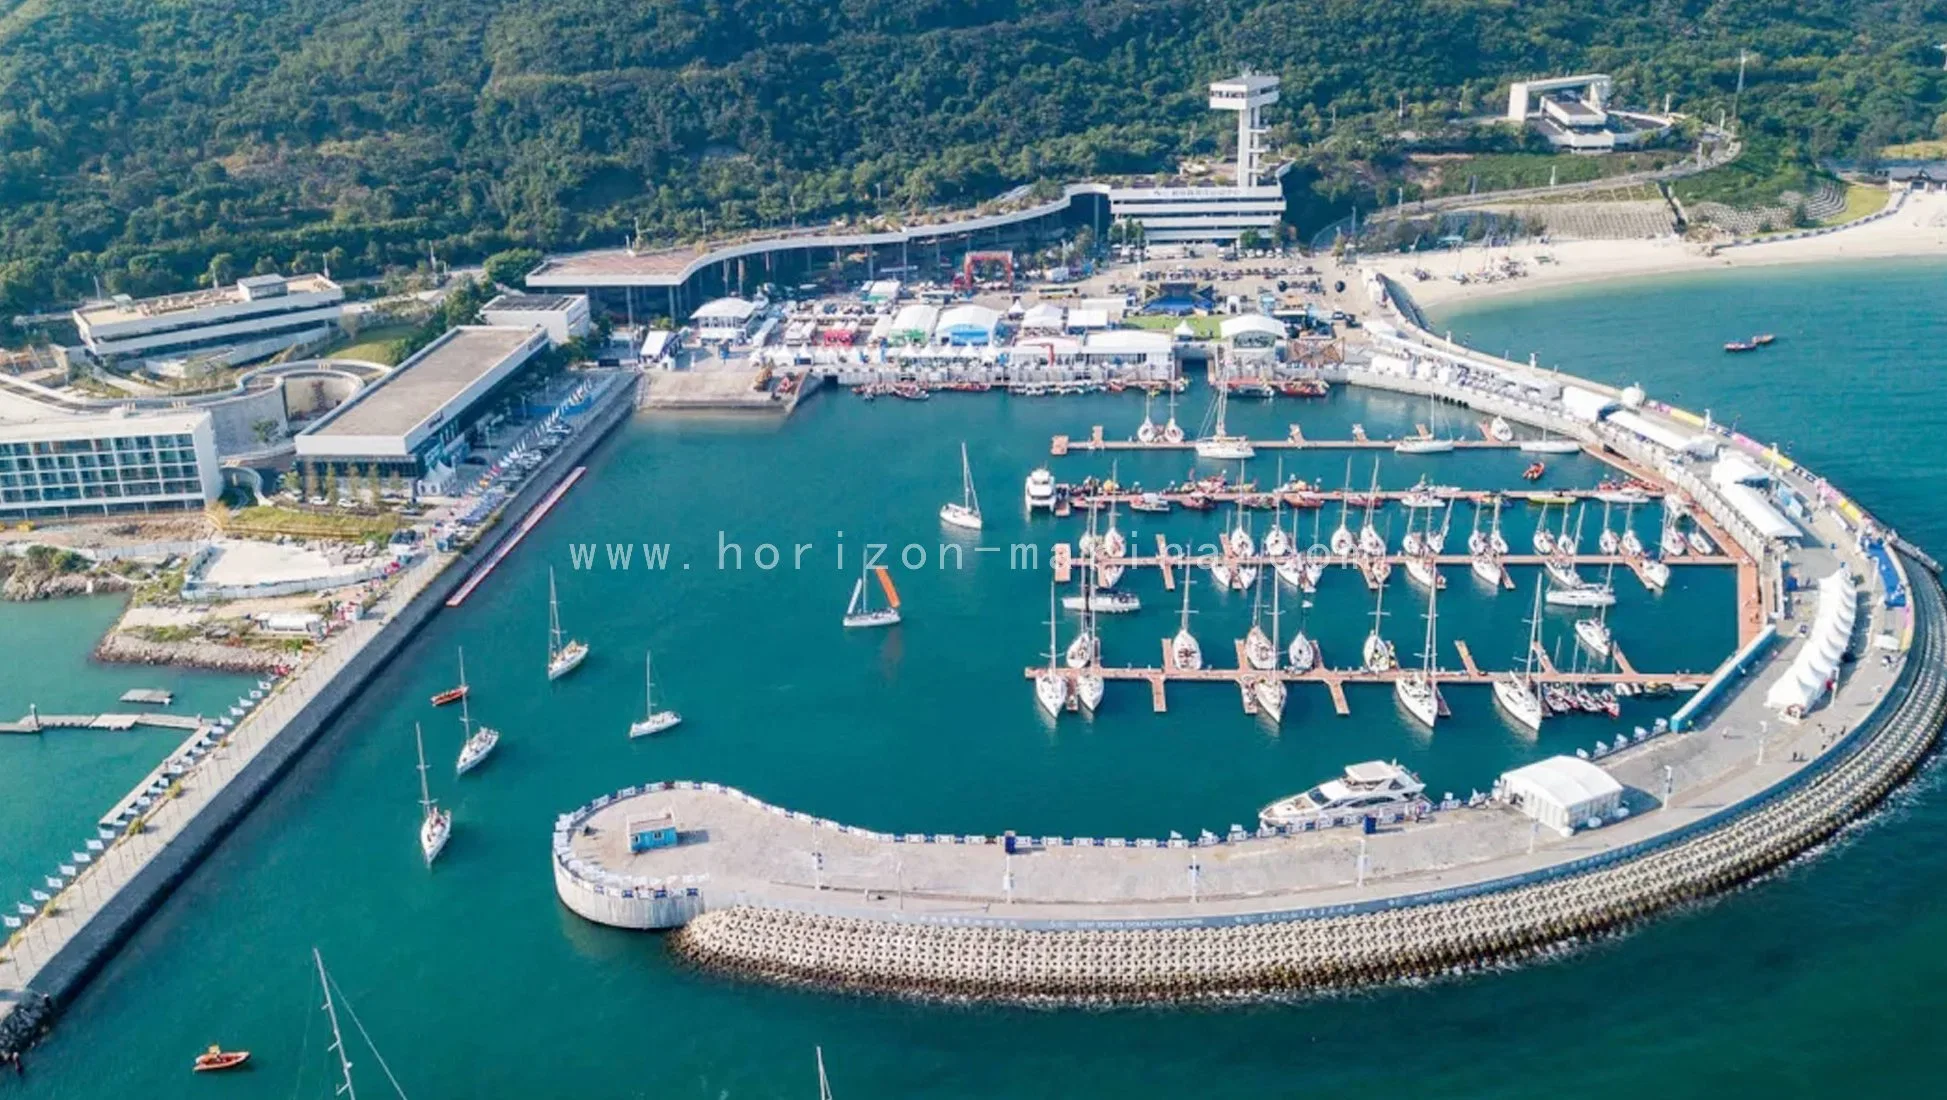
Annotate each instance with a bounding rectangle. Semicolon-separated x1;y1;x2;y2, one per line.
1063;590;1141;614
1259;761;1425;829
1025;467;1056;510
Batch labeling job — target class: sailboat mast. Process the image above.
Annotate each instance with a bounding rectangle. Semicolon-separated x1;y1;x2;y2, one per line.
1421;574;1439;677
1524;576;1544;678
315;949;358;1100
1179;563;1193;631
548;568;563;655
644;651;655;715
1047;581;1059;670
414;723;432;812
817;1046;834;1100
456;649;471;735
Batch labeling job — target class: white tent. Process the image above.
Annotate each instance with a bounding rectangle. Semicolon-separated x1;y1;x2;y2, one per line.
1019;303;1066;332
1219;314;1287;343
1066;308;1110;331
1718;482;1801;541
1499;756;1624;836
1765;567;1856;716
1710;452;1770;487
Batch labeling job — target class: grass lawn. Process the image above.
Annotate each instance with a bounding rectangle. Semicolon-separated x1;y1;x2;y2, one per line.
316;323;417;365
1671;138;1823;208
1426;152;1673;198
218;505;401;541
1125;314;1222;339
1822;183;1890;226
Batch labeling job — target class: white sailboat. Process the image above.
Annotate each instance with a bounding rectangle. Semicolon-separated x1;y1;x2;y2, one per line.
545;568;589;681
1638;557;1671;590
1243;573;1276;670
1170;564;1203;672
1136;391;1159;444
1330;457;1357;557
1253;581;1288;723
415;722;450;866
1532;503;1557;556
1097;498;1128;589
452;648;499;775
1395;580;1441;729
1396;391;1456;453
1546;580;1616;608
1597;500;1619;555
1195;367;1255;459
1428;501;1452;554
1688;528;1715;555
1467;501;1487;557
1488;415;1514;443
1362;580;1397;672
939;442;982;531
1035;582;1071;717
1064;591;1099;669
1489;495;1510;555
1357;460;1386;557
1620;503;1645;557
1576;563;1617;657
842;562;902;627
1558;503;1582;558
1545;557;1583;590
1493;578;1546;732
628;650;683;738
1162;377;1185;444
1287;594;1318;672
1262;488;1293;558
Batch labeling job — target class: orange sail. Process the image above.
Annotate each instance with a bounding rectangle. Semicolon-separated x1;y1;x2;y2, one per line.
873;566;900;609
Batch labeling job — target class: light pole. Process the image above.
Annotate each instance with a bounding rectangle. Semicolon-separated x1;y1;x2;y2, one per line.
1189;858;1202;904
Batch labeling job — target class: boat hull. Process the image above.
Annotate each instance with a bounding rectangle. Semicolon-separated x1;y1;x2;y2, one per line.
629;712;684;738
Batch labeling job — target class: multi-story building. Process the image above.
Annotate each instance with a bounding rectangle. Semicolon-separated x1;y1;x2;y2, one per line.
1108;73;1288;244
0;410;222;518
481;293;592;348
73;274;345;366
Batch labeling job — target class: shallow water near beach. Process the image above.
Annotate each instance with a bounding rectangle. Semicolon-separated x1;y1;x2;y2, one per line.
4;257;1947;1097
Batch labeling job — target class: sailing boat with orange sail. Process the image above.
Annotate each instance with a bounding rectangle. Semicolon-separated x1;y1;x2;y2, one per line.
842;563;901;628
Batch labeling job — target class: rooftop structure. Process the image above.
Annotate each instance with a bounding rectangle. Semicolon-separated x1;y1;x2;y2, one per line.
1209;71;1281;189
295;325;548;476
1504;74;1670;153
73;274;344;365
481;293;591;348
0;409;221;518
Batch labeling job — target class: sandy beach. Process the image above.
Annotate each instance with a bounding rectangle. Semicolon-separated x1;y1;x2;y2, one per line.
1362;189;1947;312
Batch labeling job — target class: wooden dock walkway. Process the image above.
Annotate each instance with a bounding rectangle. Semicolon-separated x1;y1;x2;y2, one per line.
0;712;206;735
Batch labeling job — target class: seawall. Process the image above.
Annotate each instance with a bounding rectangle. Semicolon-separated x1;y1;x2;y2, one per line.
1;372;640;1047
664;556;1944;1002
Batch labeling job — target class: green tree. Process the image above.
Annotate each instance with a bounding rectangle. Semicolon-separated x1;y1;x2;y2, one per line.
302;463;319;501
250;418;279;445
483;248;543;288
207;253;237;288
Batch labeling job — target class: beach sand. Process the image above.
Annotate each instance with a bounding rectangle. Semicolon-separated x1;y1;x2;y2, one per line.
1361;189;1947;312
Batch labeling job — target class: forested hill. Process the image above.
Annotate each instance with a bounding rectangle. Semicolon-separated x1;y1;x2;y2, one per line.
0;0;1941;314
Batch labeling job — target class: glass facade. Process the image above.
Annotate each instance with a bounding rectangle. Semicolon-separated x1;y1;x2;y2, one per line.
0;430;206;512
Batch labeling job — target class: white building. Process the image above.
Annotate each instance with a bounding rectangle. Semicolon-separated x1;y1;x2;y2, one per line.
295;326;548;480
481;293;591;347
1108;73;1288;244
1504;74;1669;152
691;297;759;342
73;274;344;365
1498;756;1625;836
0;409;222;518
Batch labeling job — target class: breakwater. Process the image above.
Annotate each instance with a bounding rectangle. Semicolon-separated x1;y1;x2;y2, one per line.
0;372;640;1050
662;556;1943;1002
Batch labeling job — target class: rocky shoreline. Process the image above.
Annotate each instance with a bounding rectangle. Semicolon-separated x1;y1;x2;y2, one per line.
92;632;291;673
0;567;134;602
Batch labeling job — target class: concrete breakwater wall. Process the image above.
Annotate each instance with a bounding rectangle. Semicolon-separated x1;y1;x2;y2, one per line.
5;375;639;1047
668;561;1945;1004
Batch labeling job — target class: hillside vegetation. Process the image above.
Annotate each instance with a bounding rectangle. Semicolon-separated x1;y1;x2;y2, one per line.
0;0;1942;317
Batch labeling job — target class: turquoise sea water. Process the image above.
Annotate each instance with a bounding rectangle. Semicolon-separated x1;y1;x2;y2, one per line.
4;257;1947;1097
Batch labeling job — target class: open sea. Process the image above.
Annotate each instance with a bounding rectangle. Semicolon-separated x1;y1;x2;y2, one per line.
3;256;1945;1097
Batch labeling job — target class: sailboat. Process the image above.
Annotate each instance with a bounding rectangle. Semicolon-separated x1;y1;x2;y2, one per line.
1532;503;1557;556
1394;580;1441;729
1357;460;1386;557
842;563;901;627
452;648;499;774
1489;495;1510;555
939;442;982;531
1597;500;1620;555
545;568;589;681
1287;594;1318;672
1428;501;1452;554
1638;554;1671;591
1253;581;1288;723
1072;580;1105;712
1576;563;1617;657
1395;390;1456;453
1096;498;1127;589
1558;503;1582;557
1162;373;1186;444
1136;391;1159;444
1619;503;1645;557
1330;458;1357;557
1362;580;1397;672
1488;415;1514;443
1195;365;1255;459
311;949;406;1100
1243;573;1276;670
1493;578;1546;732
817;1046;836;1100
1035;582;1072;716
1170;564;1203;671
1467;499;1488;556
415;722;450;866
1064;574;1099;669
628;650;683;737
1261;479;1294;558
